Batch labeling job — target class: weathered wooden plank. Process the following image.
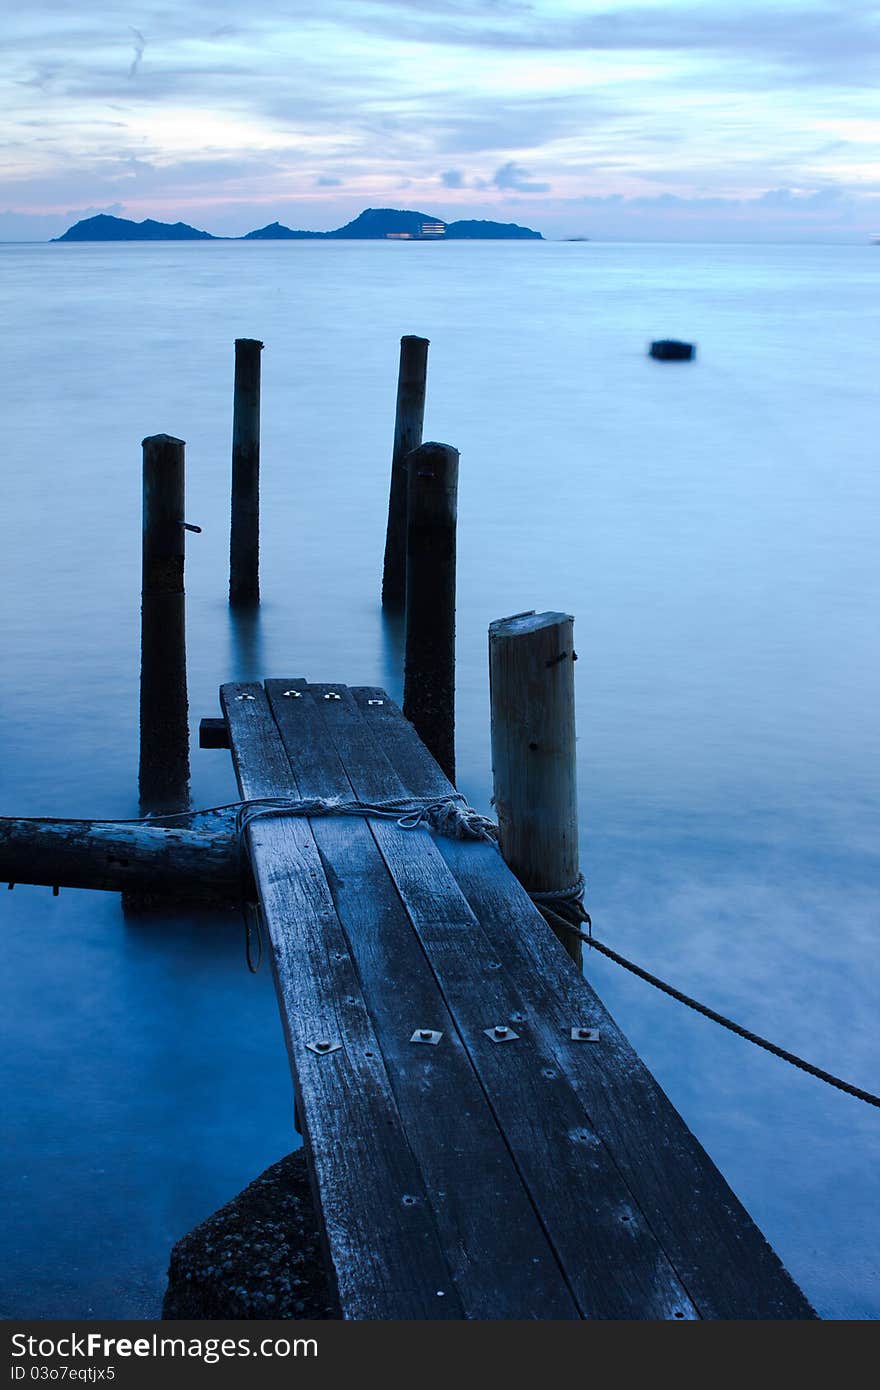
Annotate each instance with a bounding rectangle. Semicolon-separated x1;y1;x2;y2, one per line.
350;686;818;1320
303;683;699;1321
220;681;462;1320
264;679;578;1320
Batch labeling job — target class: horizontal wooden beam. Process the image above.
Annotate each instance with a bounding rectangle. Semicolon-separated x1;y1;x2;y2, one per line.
0;816;240;900
199;717;231;749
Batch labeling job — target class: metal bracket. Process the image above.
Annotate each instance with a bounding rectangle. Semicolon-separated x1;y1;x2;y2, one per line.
571;1027;600;1043
305;1039;342;1056
367;699;385;706
234;693;256;702
484;1024;519;1043
324;692;341;701
282;689;302;698
410;1029;443;1046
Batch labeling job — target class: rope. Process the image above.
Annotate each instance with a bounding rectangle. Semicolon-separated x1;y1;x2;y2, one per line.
243;900;263;974
533;881;880;1109
233;794;499;846
10;798;876;1106
3;803;247;826
233;794;497;975
5;794;496;977
5;795;499;843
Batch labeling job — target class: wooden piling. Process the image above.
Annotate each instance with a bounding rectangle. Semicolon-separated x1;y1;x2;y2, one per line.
229;337;263;605
139;434;190;812
382;335;429;610
402;441;458;783
489;611;582;966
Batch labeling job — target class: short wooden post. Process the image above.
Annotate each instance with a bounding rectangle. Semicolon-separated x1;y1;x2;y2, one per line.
489;611;582;966
382;335;429;609
229;337;263;605
139;434;190;812
403;441;458;783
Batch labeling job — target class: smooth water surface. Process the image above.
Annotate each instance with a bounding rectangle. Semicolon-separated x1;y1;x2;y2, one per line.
1;240;877;1318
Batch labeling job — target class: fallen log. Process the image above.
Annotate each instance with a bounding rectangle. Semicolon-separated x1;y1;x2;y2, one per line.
0;816;240;900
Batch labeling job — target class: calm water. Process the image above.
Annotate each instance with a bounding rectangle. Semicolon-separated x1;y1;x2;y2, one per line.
0;241;877;1319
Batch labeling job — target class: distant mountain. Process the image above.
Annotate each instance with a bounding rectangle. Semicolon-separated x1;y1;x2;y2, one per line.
54;214;215;242
249;208;543;241
444;219;541;240
326;208;443;238
53;207;543;243
242;221;322;240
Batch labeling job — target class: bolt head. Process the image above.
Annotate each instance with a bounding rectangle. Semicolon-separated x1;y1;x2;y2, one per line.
571;1026;599;1043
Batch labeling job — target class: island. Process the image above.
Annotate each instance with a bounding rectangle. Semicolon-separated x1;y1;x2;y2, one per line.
54;214;214;242
53;207;543;242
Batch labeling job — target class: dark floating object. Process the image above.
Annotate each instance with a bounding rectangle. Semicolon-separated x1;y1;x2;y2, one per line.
650;339;696;361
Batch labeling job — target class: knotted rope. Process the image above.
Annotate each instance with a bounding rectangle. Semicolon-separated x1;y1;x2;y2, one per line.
11;796;875;1106
234;794;497;974
234;794;499;846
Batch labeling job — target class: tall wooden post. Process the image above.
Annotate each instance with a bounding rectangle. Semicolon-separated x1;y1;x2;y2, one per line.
403;441;458;783
139;434;190;813
229;337;263;605
489;611;582;966
382;335;429;610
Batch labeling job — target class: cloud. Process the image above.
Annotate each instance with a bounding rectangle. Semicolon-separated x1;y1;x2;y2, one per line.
758;185;843;208
1;2;877;241
335;1;880;87
128;27;145;79
0;202;125;241
492;160;550;193
560;184;879;240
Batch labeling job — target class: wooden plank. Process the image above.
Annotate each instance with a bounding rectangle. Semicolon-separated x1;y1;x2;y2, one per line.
349;686;818;1321
301;683;699;1321
264;679;578;1320
220;681;462;1320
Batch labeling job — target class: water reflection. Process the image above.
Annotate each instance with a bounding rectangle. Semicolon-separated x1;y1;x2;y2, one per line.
379;606;405;700
227;602;265;682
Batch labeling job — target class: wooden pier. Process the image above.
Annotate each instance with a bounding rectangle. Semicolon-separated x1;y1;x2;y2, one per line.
216;678;815;1320
3;334;823;1321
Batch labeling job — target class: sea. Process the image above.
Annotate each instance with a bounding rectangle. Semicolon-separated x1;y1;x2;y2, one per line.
0;239;877;1319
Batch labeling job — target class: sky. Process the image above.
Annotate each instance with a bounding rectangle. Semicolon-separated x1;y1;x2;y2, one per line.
2;0;879;241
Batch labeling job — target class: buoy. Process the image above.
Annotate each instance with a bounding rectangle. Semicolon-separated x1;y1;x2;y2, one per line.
650;339;695;361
